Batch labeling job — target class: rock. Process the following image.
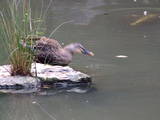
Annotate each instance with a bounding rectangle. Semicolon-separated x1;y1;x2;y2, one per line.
0;63;92;91
0;76;40;89
31;63;90;81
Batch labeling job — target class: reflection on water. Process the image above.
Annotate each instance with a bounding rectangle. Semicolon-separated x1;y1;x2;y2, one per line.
0;86;95;94
1;0;160;120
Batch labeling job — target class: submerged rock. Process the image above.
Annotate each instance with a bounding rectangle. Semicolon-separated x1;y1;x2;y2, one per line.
0;63;91;92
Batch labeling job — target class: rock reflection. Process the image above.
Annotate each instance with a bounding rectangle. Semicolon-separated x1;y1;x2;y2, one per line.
0;85;94;95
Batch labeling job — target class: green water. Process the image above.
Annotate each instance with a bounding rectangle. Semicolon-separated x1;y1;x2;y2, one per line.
1;0;160;120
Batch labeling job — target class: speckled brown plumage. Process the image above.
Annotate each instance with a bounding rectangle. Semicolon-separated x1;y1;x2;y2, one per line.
34;37;94;66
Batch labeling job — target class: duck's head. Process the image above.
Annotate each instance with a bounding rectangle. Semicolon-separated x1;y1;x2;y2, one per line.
64;43;94;56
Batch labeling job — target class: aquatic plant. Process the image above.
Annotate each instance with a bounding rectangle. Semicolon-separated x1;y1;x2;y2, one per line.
0;0;44;76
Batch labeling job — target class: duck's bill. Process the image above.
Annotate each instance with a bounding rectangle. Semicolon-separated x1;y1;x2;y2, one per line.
87;51;94;56
81;49;94;56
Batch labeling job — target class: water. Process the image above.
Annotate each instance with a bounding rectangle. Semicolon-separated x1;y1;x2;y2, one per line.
1;0;160;120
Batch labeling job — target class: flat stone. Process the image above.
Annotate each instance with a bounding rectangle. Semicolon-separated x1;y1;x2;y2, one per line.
0;76;39;87
0;63;91;91
31;63;90;82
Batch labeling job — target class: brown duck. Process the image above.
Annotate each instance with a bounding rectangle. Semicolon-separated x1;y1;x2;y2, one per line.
32;37;94;66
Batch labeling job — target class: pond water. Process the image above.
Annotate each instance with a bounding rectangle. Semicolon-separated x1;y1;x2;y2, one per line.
1;0;160;120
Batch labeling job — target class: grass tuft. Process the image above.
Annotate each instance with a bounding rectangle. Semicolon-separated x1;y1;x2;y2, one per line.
0;0;44;76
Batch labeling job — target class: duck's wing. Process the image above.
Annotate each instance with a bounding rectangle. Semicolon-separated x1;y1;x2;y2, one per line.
35;37;62;50
35;51;70;66
34;37;72;66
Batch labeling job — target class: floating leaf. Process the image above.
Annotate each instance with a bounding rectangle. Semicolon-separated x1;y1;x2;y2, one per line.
130;14;158;26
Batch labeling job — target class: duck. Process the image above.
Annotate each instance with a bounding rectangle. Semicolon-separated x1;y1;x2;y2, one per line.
33;37;94;66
